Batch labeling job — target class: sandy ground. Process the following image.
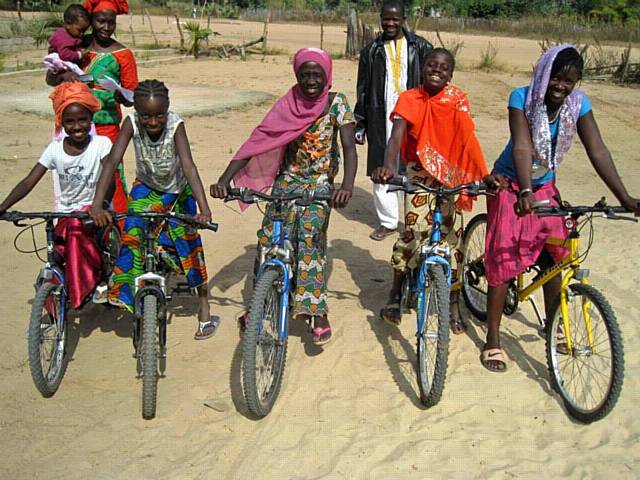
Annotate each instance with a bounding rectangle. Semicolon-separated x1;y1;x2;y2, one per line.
1;18;640;480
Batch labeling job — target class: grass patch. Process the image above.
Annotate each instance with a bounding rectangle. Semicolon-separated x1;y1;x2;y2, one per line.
477;41;499;70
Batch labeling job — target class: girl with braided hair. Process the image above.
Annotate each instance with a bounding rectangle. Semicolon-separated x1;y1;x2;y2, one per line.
90;79;217;340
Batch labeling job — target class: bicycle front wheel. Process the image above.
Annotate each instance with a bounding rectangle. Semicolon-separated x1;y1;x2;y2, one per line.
242;269;288;418
461;214;488;321
28;282;68;397
416;265;450;407
546;283;624;423
141;294;159;420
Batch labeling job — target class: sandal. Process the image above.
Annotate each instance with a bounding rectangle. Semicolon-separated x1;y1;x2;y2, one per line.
480;347;508;372
370;226;397;241
312;316;332;345
556;329;569;355
380;302;402;326
194;316;220;340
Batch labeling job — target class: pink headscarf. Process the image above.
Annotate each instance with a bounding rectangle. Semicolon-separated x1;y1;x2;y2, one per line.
231;48;333;200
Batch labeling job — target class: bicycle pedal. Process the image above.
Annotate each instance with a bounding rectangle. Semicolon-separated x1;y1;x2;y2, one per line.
92;284;109;304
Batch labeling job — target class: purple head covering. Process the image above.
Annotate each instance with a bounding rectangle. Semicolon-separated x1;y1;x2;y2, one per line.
524;44;585;171
230;48;333;207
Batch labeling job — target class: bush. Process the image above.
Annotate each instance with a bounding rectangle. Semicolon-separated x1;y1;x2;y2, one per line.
477;40;499;69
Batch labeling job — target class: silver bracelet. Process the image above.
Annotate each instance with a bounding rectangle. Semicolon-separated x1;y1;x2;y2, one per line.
518;188;533;198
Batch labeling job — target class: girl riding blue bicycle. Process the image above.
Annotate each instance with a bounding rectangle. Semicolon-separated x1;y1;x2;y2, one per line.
372;48;496;332
210;48;357;345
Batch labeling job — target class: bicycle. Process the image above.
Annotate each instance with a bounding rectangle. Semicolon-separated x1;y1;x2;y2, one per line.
0;211;120;398
87;211;218;420
461;199;636;423
224;186;333;418
386;176;490;407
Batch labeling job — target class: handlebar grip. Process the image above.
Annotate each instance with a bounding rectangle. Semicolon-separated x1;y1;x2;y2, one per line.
386;176;407;187
83;218;96;227
206;222;219;232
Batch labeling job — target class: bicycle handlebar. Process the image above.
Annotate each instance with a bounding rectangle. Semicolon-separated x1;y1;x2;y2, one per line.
385;176;490;196
225;187;333;205
534;199;637;222
0;211;90;227
85;211;219;231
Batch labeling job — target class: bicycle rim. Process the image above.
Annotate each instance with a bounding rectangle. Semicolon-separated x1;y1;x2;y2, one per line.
243;269;287;417
461;214;488;321
417;266;450;407
28;282;68;397
547;283;624;423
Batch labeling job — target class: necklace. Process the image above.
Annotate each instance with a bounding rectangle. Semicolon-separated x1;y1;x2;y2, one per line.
548;106;561;123
385;37;405;95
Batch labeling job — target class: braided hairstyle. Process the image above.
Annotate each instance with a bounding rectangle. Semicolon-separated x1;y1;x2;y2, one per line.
133;79;170;110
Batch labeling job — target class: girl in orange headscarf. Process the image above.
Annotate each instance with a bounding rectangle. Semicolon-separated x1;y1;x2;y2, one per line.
0;82;114;308
372;48;495;332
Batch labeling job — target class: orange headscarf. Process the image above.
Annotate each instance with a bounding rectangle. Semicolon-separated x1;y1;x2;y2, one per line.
392;84;487;211
84;0;129;15
49;81;102;135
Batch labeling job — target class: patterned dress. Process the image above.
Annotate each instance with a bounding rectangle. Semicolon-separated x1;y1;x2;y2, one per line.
84;48;139;216
109;112;207;312
257;92;354;318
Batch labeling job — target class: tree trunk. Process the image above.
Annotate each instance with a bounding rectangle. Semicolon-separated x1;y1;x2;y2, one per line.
345;9;358;58
143;6;159;47
262;10;271;53
175;14;184;51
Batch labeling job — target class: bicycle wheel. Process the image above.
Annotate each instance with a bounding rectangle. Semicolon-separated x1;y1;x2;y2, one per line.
416;264;450;407
242;269;288;418
141;294;159;420
461;214;488;321
28;281;68;397
546;283;624;423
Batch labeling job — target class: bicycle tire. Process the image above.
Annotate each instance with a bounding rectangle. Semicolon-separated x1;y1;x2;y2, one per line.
141;294;159;420
28;281;68;397
461;213;488;321
242;269;288;418
546;283;624;423
416;264;450;407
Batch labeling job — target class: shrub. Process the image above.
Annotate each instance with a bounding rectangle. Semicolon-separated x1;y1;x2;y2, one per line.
477;40;499;69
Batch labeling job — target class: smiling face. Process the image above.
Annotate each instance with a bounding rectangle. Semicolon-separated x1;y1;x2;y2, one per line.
380;6;404;40
62;103;93;145
136;96;170;140
422;52;453;95
545;66;579;111
296;61;327;99
92;10;116;43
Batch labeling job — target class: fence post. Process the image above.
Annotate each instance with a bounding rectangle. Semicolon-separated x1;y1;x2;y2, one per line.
345;8;358;58
143;5;159;47
262;10;271;53
175;14;184;51
129;12;137;47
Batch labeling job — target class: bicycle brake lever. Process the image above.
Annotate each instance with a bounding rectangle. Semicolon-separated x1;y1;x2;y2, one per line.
13;220;27;227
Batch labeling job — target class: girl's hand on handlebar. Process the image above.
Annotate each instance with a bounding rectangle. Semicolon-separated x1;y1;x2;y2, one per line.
371;166;394;184
209;182;229;199
331;188;352;208
483;173;508;191
621;195;640;216
89;205;113;227
515;192;533;216
194;210;212;224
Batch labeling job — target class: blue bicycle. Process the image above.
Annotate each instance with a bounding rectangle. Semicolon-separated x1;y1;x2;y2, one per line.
387;176;488;407
226;187;332;417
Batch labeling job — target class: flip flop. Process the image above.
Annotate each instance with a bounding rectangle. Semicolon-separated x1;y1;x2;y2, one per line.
380;303;402;326
312;326;332;345
194;316;220;340
556;329;569;355
370;226;397;241
481;347;508;372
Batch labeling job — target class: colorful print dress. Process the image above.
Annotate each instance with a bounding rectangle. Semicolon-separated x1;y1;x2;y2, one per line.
108;112;207;312
257;92;354;318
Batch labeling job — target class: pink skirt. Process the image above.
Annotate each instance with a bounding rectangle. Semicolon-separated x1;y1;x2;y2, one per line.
54;216;102;308
485;180;568;286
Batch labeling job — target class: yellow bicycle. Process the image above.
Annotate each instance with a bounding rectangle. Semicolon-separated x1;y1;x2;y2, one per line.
461;199;636;423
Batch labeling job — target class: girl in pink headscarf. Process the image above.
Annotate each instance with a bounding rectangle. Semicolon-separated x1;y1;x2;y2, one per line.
211;48;357;345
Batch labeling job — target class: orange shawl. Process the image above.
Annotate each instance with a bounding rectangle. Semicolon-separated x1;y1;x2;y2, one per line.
392;84;487;211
